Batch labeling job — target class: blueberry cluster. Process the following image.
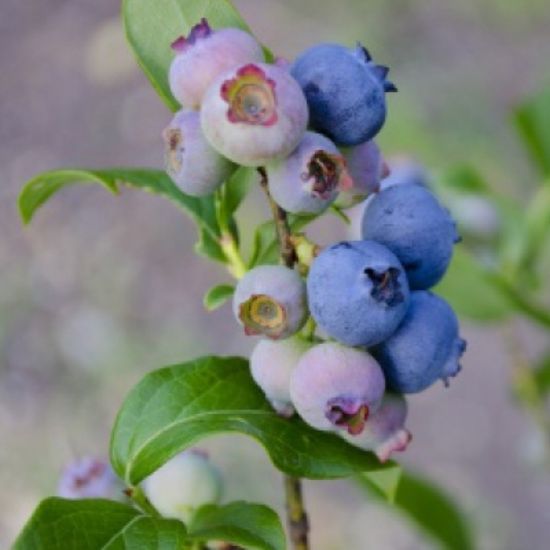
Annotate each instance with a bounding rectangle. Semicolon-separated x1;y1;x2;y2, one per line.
164;20;466;462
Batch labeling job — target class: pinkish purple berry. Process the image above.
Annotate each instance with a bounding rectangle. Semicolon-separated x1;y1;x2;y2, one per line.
336;140;388;208
290;343;385;435
266;131;353;214
57;457;123;500
344;393;412;462
163;110;236;196
250;336;311;416
233;265;307;339
201;63;308;166
169;19;263;109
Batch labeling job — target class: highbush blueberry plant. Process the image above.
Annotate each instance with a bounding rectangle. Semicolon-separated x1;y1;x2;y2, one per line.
14;3;493;549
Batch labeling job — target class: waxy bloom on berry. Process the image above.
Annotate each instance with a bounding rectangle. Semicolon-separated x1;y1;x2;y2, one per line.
290;343;385;435
233;265;307;339
163;110;235;196
169;19;263;109
307;240;410;347
266;131;353;214
201;63;308;166
372;291;466;393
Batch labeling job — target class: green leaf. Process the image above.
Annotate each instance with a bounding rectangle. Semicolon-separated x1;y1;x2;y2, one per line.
435;247;514;321
439;165;491;194
357;470;474;550
203;284;234;311
188;502;285;550
19;168;226;263
533;355;550;397
357;462;402;504
12;497;189;550
514;89;550;176
123;0;259;111
110;356;391;487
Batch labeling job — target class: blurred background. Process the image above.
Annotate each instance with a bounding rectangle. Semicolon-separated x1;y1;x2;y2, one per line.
1;0;550;548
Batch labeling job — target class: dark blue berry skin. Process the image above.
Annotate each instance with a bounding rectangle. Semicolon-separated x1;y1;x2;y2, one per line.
372;291;466;393
361;184;459;290
290;43;396;146
307;240;410;347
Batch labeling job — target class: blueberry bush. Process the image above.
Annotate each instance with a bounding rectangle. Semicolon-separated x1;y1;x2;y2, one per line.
15;0;550;548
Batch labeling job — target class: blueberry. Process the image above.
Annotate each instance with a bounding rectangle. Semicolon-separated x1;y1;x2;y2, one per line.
142;450;222;523
233;265;307;339
343;393;412;463
201;63;308;166
250;336;311;416
266;131;352;214
290;43;396;145
289;342;385;434
169;19;264;109
361;184;459;289
307;240;410;347
57;457;123;500
372;291;466;393
163;110;236;196
336;140;386;208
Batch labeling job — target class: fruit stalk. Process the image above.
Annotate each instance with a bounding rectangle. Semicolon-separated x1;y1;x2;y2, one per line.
258;166;309;549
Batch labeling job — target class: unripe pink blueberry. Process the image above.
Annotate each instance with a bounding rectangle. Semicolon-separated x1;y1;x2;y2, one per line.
169;19;264;109
201;63;308;166
336;140;388;208
57;457;123;500
163;110;236;196
142;450;222;523
250;336;312;416
290;342;385;435
266;131;353;214
343;393;412;462
233;265;307;339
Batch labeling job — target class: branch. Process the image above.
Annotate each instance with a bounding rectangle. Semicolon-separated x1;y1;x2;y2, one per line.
258;167;309;550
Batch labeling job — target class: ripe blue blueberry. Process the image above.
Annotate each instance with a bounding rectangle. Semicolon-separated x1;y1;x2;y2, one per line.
201;63;308;166
372;291;466;393
233;265;307;339
290;43;396;145
57;457;123;500
169;18;263;109
266;131;352;214
343;393;411;462
336;140;388;208
163;110;235;196
250;336;311;416
307;240;410;347
290;342;385;434
142;450;222;523
361;184;459;289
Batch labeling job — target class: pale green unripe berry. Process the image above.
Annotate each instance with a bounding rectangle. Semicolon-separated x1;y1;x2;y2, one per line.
142;450;222;523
